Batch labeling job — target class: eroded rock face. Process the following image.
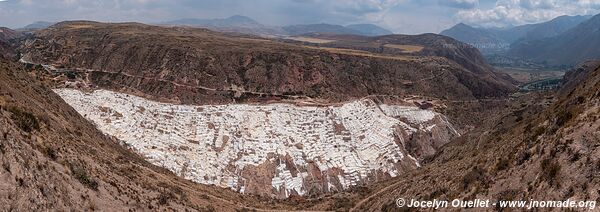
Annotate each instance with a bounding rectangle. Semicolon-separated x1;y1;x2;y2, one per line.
55;89;459;198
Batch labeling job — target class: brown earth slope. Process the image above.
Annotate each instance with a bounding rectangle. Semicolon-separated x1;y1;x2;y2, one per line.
296;33;502;77
0;58;299;211
345;62;600;211
20;21;515;105
0;27;20;60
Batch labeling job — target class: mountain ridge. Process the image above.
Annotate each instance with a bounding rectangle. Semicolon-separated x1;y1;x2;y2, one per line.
163;15;393;37
21;21;516;105
345;24;393;36
507;13;600;66
440;15;591;55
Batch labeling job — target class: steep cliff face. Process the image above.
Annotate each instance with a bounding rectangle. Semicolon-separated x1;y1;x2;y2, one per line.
0;58;297;211
21;21;515;106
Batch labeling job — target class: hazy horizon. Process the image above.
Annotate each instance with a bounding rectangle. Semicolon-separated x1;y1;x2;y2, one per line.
1;0;600;34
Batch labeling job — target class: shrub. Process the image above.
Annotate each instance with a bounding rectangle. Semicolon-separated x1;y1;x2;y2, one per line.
495;158;510;171
555;109;572;127
428;187;448;199
330;197;353;211
199;205;216;212
158;191;173;205
44;147;57;160
8;107;40;133
462;167;486;190
540;158;561;186
69;162;99;191
516;150;531;165
65;71;77;80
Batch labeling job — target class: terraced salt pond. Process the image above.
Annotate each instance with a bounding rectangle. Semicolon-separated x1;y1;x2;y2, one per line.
55;88;459;198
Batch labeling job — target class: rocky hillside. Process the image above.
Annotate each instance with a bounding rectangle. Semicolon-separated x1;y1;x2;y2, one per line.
0;58;300;211
341;61;600;211
0;27;20;59
20;21;515;106
297;33;517;90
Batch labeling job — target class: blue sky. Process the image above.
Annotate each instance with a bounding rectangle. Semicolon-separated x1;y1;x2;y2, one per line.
1;0;599;34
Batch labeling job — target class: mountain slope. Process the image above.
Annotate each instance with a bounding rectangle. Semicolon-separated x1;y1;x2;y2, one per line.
164;15;264;29
21;21;55;30
20;21;515;106
347;61;600;211
441;15;590;54
298;32;517;96
0;56;295;210
163;15;283;36
440;23;508;53
0;27;20;59
283;23;361;36
508;14;600;66
345;24;393;36
518;15;591;41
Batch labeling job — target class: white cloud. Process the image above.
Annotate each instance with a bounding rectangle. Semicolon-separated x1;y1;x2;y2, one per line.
456;0;600;27
439;0;479;9
1;0;599;33
291;0;407;23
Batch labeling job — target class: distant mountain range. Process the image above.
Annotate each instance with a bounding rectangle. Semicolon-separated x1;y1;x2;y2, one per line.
441;15;590;55
20;21;55;30
164;15;264;29
283;23;392;36
441;14;597;67
439;23;509;54
508;14;600;66
346;24;393;36
20;16;393;38
163;15;393;37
